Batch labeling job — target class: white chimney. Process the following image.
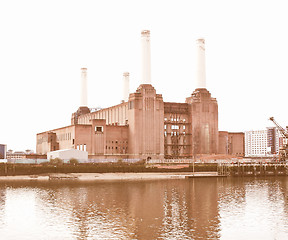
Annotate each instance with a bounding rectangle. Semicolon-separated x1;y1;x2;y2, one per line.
196;38;206;89
123;72;130;102
141;30;151;84
80;67;88;107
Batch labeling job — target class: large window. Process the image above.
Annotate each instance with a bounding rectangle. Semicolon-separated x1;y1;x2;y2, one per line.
95;126;103;133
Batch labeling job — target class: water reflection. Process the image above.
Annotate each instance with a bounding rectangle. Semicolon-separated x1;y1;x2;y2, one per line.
218;177;288;240
0;177;287;239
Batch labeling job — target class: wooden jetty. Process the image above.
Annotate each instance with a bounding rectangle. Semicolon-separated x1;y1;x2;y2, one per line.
217;163;288;177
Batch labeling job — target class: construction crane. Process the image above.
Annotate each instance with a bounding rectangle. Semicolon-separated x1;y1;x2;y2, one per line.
269;117;288;162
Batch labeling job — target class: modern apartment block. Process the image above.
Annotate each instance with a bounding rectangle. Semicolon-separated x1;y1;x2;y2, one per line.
245;127;280;157
267;127;280;155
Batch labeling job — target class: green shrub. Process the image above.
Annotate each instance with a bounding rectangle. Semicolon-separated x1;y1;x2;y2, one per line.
50;158;63;165
69;158;79;165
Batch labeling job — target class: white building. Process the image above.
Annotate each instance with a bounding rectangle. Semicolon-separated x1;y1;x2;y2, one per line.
245;128;280;157
47;149;88;163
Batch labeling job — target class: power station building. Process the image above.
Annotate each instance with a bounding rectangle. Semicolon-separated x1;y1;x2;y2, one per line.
36;31;244;161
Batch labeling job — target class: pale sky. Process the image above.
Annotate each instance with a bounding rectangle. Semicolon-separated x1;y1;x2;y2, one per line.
0;0;287;151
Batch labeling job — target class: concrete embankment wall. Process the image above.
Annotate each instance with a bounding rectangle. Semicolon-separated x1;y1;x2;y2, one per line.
0;163;287;177
0;163;218;176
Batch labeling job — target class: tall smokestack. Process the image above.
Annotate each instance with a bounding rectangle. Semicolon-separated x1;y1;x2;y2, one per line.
141;30;151;84
196;38;206;89
80;67;88;107
122;72;130;102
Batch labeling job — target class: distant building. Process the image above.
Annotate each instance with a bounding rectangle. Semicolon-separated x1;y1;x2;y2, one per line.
6;149;46;161
267;127;280;155
245;127;280;157
218;132;245;157
0;144;7;159
7;151;26;160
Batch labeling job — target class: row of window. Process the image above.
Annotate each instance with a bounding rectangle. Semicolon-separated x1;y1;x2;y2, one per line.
79;105;128;125
106;140;128;144
106;146;128;150
164;131;186;136
77;144;87;151
164;117;186;122
57;133;72;141
164;125;186;130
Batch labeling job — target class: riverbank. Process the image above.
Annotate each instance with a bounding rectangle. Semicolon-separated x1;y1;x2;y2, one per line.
0;172;224;181
0;163;218;176
0;163;286;179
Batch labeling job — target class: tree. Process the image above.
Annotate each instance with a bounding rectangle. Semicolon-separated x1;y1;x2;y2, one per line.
50;158;63;165
69;158;79;165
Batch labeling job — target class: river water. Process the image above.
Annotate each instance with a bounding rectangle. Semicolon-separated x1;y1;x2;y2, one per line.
0;177;287;240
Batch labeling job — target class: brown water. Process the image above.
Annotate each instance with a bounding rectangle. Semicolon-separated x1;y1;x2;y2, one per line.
0;177;287;240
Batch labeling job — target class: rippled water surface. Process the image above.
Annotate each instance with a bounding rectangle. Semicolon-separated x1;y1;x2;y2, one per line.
0;177;288;239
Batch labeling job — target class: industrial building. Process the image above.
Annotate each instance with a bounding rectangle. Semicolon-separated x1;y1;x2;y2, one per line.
36;31;244;161
218;132;245;157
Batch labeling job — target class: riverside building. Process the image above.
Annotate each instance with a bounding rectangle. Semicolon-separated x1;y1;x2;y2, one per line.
0;144;6;159
245;127;280;157
36;31;244;161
